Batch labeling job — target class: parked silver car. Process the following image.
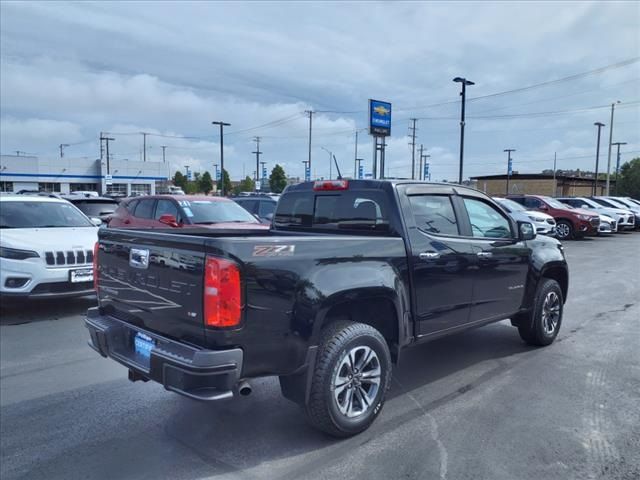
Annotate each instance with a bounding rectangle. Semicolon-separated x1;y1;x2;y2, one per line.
558;197;634;231
493;197;556;236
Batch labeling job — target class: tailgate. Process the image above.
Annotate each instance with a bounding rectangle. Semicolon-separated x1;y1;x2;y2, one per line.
97;229;207;346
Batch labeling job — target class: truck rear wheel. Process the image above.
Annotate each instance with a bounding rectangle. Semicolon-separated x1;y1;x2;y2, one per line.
305;321;391;437
518;278;563;346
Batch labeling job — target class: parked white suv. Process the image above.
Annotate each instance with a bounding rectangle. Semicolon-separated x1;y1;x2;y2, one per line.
558;197;634;231
0;195;99;299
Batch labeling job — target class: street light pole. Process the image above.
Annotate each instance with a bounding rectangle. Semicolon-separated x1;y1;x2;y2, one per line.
453;77;475;184
605;101;620;195
212;121;231;195
321;147;332;180
593;122;605;196
612;142;627;195
355;158;363;179
504;149;515;195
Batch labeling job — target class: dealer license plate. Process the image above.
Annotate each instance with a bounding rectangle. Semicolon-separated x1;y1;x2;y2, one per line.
134;332;155;359
70;268;93;283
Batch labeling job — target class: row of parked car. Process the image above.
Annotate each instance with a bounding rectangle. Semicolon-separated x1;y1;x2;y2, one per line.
0;187;638;300
495;194;639;240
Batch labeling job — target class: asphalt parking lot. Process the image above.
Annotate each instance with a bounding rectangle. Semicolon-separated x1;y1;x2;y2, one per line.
1;233;639;480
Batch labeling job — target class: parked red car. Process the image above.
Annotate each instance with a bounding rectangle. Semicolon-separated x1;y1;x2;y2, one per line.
108;195;268;230
507;194;599;240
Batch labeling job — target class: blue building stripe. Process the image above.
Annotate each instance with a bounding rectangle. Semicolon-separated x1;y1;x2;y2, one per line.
0;172;168;181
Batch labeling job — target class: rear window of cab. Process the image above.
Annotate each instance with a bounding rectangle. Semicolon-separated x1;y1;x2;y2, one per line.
274;191;390;232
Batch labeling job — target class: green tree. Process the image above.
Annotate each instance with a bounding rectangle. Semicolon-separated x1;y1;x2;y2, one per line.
172;171;187;190
199;171;214;194
269;164;287;193
618;157;640;198
217;169;232;196
238;176;255;193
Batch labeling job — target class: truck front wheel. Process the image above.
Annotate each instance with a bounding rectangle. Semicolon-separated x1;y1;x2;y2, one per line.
518;278;563;346
305;321;391;437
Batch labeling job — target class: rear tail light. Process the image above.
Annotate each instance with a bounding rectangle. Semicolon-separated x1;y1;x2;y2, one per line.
313;180;349;191
93;242;99;291
204;256;241;328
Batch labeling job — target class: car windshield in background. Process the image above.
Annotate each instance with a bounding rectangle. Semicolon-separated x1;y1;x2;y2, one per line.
181;200;259;224
0;201;93;228
72;201;118;216
542;197;571;209
496;198;526;212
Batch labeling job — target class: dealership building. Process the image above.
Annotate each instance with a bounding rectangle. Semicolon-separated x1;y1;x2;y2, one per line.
0;154;170;195
471;173;613;197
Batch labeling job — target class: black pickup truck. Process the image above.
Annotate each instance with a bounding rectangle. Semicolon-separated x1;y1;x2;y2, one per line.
86;179;568;437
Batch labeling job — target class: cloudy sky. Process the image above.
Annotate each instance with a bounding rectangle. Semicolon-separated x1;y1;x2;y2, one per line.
1;1;639;182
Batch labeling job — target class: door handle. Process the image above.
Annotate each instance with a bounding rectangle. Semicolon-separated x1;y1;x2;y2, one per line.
419;252;440;260
477;251;493;258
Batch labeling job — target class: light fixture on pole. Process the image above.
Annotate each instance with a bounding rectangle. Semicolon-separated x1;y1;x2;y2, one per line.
453;77;475;184
605;101;621;195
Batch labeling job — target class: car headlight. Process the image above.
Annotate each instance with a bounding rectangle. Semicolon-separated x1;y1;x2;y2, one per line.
0;246;40;260
577;214;590;220
528;215;545;223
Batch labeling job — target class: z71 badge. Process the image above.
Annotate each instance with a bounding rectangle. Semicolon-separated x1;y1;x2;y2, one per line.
253;245;295;257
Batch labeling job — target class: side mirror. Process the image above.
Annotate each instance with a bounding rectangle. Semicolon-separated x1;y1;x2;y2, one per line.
518;221;536;241
159;214;180;228
539;205;549;211
581;204;590;209
90;217;103;226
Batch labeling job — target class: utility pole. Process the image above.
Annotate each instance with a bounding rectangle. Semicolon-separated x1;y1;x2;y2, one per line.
409;119;418;179
605;101;621;195
354;130;359;178
418;144;424;181
59;144;70;159
99;132;105;164
212;121;231;195
141;132;149;162
504;149;516;195
593;122;605;196
102;134;115;174
213;163;219;185
252;136;262;191
453;77;475;184
306;110;313;173
612;142;627;195
553;152;557;197
161;145;167;163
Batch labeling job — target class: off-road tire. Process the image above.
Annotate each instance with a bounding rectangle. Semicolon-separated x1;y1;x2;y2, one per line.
305;321;391;437
518;278;563;346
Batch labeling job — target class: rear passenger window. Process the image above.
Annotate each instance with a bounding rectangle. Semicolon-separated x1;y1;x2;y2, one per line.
238;199;258;214
134;199;155;219
408;195;459;236
259;201;275;217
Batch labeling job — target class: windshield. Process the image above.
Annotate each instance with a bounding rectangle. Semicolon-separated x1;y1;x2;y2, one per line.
495;198;526;212
73;201;118;216
0;201;94;228
542;197;570;209
180;199;259;224
608;197;635;208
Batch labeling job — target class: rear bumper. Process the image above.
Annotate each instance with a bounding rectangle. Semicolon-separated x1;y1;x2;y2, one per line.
85;308;243;401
